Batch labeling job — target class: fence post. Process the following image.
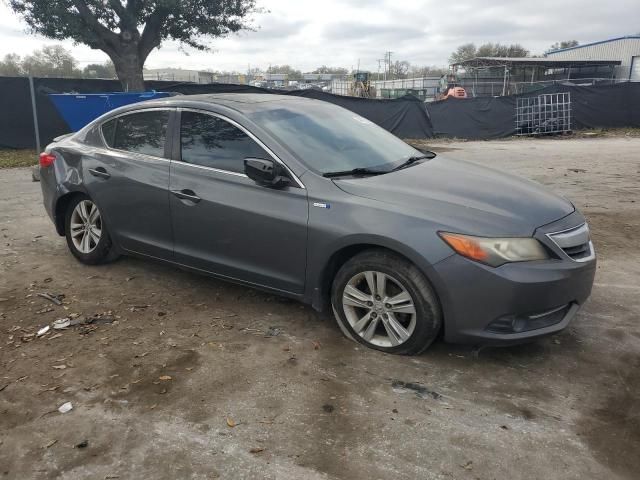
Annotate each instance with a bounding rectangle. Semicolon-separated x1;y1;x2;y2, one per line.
28;76;41;156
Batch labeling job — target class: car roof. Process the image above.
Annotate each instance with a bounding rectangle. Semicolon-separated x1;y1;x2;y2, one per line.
145;92;317;114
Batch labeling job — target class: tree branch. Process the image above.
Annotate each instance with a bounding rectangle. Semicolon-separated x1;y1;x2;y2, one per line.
72;0;120;47
109;0;137;30
138;8;169;60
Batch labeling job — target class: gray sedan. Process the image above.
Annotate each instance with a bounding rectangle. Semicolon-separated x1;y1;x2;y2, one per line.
39;94;596;354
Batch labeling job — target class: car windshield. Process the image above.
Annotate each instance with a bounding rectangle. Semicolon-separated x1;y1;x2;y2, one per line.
248;101;422;175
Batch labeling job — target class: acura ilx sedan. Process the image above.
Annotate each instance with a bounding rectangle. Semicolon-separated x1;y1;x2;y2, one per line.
39;94;596;354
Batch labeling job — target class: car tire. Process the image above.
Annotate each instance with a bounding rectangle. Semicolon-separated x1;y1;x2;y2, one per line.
331;249;442;355
64;194;118;265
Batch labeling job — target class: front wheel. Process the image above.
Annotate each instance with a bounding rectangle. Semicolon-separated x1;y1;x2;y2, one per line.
331;249;442;355
64;194;118;265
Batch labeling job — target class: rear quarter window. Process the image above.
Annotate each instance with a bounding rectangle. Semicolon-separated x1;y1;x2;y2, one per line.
101;110;170;158
101;119;116;147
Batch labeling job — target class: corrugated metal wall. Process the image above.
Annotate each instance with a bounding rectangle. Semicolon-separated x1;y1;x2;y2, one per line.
547;37;640;80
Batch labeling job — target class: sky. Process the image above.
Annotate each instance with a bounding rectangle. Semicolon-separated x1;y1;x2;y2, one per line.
0;0;639;73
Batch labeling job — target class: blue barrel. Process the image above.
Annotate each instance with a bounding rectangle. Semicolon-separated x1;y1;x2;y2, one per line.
48;91;173;131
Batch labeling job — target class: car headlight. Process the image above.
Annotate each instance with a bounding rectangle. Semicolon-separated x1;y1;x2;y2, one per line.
439;232;549;267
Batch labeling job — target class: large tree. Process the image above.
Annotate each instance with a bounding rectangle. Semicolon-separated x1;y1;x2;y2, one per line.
388;60;410;79
0;53;23;76
448;43;477;64
8;0;258;91
21;45;82;77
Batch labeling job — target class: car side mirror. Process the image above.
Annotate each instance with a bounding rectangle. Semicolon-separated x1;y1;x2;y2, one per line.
244;158;291;188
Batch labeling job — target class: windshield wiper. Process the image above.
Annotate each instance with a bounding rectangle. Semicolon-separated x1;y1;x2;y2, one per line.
322;167;387;178
390;153;435;172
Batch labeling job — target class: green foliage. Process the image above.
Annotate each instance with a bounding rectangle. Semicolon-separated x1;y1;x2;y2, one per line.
449;43;477;64
0;46;117;79
0;149;37;169
449;42;530;64
8;1;258;89
0;45;83;77
0;54;23;76
21;45;82;77
548;40;580;52
312;66;348;75
9;0;258;51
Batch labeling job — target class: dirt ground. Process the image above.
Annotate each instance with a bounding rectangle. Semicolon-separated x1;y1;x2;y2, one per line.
1;137;639;480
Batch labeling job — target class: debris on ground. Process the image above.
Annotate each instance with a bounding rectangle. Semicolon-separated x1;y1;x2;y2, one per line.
568;168;587;173
74;440;88;449
51;312;117;331
391;380;442;400
240;327;264;336
129;304;150;312
36;292;64;306
226;418;236;428
312;341;321;350
53;318;71;329
265;326;282;337
211;313;237;320
249;447;264;454
322;404;334;413
58;402;73;414
37;326;50;337
461;460;473;470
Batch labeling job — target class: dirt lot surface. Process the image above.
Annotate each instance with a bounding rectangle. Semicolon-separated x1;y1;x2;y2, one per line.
1;137;639;480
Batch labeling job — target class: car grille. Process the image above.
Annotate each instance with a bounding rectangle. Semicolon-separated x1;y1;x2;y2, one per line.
547;223;595;262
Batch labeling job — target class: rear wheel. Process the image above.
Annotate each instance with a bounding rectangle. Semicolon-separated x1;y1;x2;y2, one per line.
64;194;118;264
331;249;441;355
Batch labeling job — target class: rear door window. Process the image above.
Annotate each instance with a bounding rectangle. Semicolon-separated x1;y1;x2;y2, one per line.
180;111;268;173
102;110;170;158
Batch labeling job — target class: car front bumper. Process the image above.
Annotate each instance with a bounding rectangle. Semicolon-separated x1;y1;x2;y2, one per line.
432;251;596;345
430;210;597;346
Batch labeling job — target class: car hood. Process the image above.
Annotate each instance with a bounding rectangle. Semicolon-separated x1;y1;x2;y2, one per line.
332;156;575;237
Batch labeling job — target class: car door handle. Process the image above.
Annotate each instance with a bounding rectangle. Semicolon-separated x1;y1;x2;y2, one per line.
171;189;201;203
89;167;111;179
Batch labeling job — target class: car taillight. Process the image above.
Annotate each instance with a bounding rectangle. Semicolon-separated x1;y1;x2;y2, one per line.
39;152;56;168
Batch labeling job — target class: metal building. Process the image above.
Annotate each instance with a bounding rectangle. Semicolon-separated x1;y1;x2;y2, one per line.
546;35;640;81
451;57;621;97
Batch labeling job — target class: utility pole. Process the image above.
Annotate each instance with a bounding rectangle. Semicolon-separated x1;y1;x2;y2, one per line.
383;51;393;81
377;59;384;81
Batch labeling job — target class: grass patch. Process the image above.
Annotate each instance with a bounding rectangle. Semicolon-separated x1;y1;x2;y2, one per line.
0;149;37;169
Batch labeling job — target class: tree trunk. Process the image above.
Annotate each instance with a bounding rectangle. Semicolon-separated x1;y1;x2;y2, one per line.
112;50;145;92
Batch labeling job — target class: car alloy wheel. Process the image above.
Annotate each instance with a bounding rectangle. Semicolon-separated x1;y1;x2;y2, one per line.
341;270;417;348
69;199;102;254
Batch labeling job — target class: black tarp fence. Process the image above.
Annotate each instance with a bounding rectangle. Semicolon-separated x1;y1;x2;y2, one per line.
0;76;433;149
1;76;639;149
426;82;640;139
